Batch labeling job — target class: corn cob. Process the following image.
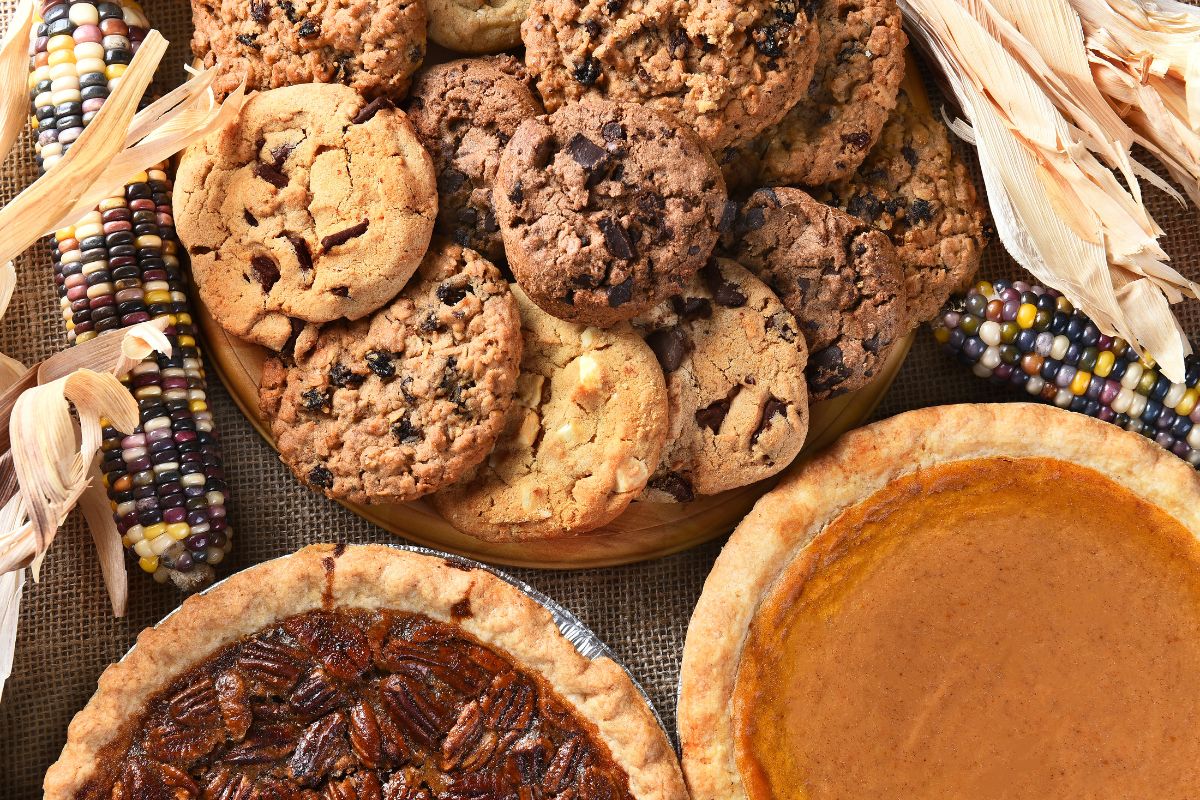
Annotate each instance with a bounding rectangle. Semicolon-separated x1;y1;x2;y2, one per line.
28;0;232;590
933;278;1200;468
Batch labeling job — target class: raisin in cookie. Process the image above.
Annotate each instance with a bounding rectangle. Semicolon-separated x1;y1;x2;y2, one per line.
259;241;522;505
407;56;543;263
522;0;820;152
431;285;669;541
814;90;988;324
427;0;530;54
757;0;907;186
726;187;906;399
191;0;427;101
495;98;727;326
176;83;437;351
632;258;809;503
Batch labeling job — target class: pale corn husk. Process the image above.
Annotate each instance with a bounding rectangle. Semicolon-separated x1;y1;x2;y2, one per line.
0;569;21;703
899;0;1198;381
0;31;247;269
0;0;33;166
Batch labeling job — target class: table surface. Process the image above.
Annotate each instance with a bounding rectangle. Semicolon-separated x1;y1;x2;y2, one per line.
1;1;1198;796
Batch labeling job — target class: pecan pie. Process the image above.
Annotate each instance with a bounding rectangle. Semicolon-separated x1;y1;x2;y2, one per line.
680;403;1200;800
46;545;685;800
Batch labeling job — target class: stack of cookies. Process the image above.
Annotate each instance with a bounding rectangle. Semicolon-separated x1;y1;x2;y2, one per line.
177;0;988;542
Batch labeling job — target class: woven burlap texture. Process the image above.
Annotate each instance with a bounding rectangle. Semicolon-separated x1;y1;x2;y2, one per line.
1;1;1198;796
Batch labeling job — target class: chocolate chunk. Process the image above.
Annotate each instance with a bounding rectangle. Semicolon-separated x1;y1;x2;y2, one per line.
646;327;688;372
846;193;884;223
190;246;214;256
283;233;312;270
437;282;469;305
300;387;332;413
599;217;634;260
701;262;747;307
751;23;788;58
808;345;850;392
566;133;607;170
901;145;919;167
648;471;695;503
583;19;602;38
270;142;296;169
321;219;369;251
668;28;691;58
695;398;731;433
669;295;713;321
607;277;634;307
297;18;320;37
842;131;872;150
236;33;259;48
250;0;269;23
908;198;934;225
308;465;334;488
254;162;289;189
280;0;300;23
365;351;395;378
606;0;623;11
717;201;738;236
751;397;789;445
328;364;364;388
330;286;350;297
601;121;626;142
243;209;259;227
250;255;280;292
352;97;393;125
508;181;524;205
391;416;422;444
739;204;766;233
439;168;468;194
419;312;441;333
573;55;602;86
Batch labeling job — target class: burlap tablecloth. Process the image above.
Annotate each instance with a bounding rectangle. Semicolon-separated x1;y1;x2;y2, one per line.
0;2;1197;795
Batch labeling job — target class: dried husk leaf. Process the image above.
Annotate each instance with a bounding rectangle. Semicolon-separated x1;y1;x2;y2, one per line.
79;463;125;617
0;0;34;165
0;568;22;703
899;0;1196;381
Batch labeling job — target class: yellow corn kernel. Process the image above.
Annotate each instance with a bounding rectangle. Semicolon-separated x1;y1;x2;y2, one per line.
178;335;196;348
1093;350;1115;378
166;523;191;542
47;49;76;68
1177;389;1200;418
975;281;993;297
150;534;175;556
189;399;208;413
1070;370;1091;396
138;556;159;574
142;522;166;541
106;63;127;81
933;326;950;345
143;289;172;304
1016;303;1037;329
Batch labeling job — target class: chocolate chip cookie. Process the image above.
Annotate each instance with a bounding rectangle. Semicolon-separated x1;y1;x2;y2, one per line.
814;90;988;324
522;0;821;152
494;98;727;326
427;0;530;54
632;258;809;503
191;0;427;101
407;56;543;263
175;83;437;350
757;0;907;186
725;187;905;399
259;241;523;505
431;285;669;541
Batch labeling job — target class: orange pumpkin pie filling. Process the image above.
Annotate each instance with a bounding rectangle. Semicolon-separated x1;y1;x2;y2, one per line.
735;457;1200;799
680;404;1200;800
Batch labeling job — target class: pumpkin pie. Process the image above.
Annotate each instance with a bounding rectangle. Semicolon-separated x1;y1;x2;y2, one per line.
45;544;686;799
680;403;1200;800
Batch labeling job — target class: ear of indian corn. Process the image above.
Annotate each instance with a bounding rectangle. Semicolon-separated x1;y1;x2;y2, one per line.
28;0;232;590
933;278;1200;467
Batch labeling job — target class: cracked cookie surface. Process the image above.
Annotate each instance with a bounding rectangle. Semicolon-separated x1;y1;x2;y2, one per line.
725;187;905;399
191;0;427;101
522;0;821;152
757;0;907;185
427;0;531;53
495;98;727;327
407;57;543;264
175;83;437;350
632;258;809;503
432;285;669;541
258;241;522;505
813;90;988;324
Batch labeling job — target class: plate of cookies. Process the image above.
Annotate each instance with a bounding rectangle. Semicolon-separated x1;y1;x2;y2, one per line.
181;1;987;568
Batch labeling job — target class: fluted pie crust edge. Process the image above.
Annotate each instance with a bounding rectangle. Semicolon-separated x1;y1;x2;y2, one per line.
677;402;1200;800
44;543;687;799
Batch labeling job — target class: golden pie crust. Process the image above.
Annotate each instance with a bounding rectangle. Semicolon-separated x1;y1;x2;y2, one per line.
679;403;1200;800
45;543;686;799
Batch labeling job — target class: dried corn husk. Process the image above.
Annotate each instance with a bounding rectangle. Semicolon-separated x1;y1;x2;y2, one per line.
899;0;1199;381
0;0;33;166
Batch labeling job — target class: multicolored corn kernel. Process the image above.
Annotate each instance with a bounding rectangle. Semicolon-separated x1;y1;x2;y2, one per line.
934;279;1200;468
29;0;232;590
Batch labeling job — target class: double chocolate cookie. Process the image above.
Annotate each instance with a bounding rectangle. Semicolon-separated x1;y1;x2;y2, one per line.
726;187;906;399
522;0;821;151
495;98;727;326
432;285;669;540
633;258;810;503
407;56;544;263
814;90;989;324
191;0;427;101
175;83;437;350
258;241;523;505
757;0;908;186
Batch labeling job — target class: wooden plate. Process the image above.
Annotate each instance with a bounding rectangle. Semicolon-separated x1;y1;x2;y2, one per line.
194;55;931;569
198;298;912;569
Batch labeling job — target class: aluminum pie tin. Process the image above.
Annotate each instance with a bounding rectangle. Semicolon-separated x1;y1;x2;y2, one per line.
120;543;670;739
